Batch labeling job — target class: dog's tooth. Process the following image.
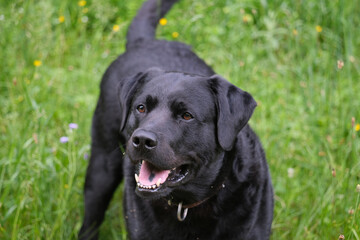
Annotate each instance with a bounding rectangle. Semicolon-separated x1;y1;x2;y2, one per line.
156;178;162;187
135;174;139;183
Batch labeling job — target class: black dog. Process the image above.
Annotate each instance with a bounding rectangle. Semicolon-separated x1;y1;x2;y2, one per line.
79;0;273;239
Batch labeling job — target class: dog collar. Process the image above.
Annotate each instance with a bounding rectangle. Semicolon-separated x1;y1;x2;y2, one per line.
167;180;226;221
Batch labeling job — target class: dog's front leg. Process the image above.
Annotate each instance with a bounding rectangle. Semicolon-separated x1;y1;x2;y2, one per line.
79;103;124;240
78;148;123;240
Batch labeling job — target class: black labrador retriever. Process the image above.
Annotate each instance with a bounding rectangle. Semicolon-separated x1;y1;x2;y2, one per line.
79;0;273;239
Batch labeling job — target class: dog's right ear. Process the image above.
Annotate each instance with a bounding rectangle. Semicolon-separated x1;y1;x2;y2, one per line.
118;67;163;131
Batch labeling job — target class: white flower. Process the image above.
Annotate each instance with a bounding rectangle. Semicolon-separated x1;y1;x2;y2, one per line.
287;168;295;178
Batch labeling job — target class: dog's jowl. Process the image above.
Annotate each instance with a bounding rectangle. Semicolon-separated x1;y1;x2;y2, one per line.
79;0;273;239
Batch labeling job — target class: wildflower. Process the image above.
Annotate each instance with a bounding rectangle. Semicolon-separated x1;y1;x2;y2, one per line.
315;25;322;33
356;184;360;193
33;60;42;67
58;15;65;23
338;235;345;240
60;136;69;143
332;168;336;177
318;151;326;157
69;123;78;129
355;124;360;132
64;184;69;189
159;18;167;26
292;29;298;36
84;153;89;160
82;8;89;14
300;81;306;88
242;14;253;23
172;32;179;38
17;95;24;102
33;133;38;144
78;0;86;7
337;60;344;69
287;168;295;178
102;50;109;59
349;56;355;63
348;209;354;215
81;16;88;23
113;24;120;32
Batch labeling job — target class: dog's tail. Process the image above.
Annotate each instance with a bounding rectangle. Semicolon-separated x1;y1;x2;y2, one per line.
126;0;179;47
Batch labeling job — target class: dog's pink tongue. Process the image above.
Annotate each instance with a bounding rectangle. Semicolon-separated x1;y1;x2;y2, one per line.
139;161;170;186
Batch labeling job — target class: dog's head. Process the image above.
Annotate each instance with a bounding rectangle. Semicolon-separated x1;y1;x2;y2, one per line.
119;68;256;203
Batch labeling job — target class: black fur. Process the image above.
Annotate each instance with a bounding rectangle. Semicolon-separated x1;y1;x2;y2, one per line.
79;0;273;239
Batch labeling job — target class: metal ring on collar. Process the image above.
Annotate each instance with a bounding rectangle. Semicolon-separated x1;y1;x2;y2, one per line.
177;202;188;221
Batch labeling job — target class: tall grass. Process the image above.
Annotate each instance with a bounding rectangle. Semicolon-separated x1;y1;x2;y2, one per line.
0;0;359;239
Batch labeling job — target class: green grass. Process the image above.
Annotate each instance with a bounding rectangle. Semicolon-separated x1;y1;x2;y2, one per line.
1;0;359;239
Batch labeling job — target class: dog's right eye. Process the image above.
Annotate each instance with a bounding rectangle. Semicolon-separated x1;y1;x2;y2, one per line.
137;104;146;113
182;112;193;121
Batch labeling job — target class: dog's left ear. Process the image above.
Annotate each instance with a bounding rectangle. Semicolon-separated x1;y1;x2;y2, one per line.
208;75;257;151
118;67;163;131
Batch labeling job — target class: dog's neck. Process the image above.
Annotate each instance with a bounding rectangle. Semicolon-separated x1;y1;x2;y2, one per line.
163;149;235;220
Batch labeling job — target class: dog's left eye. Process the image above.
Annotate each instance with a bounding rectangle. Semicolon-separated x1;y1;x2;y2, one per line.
182;112;193;120
137;104;146;113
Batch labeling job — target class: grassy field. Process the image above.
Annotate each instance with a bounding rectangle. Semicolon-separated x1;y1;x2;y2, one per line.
1;0;359;239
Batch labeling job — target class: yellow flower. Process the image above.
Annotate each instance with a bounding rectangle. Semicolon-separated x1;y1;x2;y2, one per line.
292;29;298;36
113;24;120;32
242;14;253;23
82;8;89;14
58;16;65;23
318;151;326;157
356;124;360;132
172;32;179;38
33;60;42;67
316;25;322;33
78;0;86;7
17;95;24;103
64;184;69;189
159;18;167;26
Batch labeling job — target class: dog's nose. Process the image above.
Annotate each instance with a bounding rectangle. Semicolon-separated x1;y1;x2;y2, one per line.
132;130;158;150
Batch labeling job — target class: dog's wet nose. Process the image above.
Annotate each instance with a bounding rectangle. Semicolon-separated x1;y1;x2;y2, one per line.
132;130;158;150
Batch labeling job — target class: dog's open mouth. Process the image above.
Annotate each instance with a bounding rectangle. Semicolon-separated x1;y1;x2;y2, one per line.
135;160;190;191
